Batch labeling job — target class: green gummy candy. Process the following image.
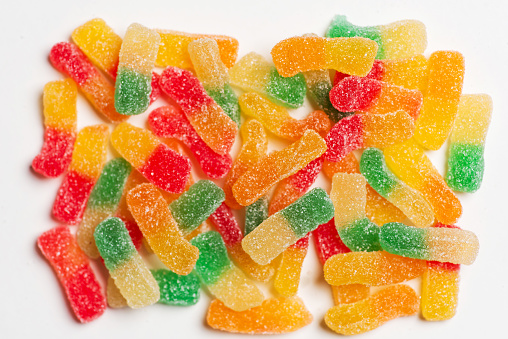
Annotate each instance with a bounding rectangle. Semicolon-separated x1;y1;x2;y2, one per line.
169;180;225;234
94;217;136;271
190;231;231;286
87;158;132;210
360;148;398;197
379;222;429;259
115;67;152;115
281;188;335;238
307;79;351;123
266;68;306;109
245;196;269;235
151;269;200;306
207;84;241;127
338;218;381;252
446;143;484;193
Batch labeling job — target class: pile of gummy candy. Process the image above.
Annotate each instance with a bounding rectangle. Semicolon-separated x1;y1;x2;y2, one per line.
34;15;490;335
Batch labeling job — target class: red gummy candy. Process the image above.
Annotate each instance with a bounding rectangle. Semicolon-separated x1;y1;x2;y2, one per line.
324;114;363;162
149;72;161;104
52;171;96;225
32;129;76;177
312;219;351;264
209;202;243;248
330;76;382;112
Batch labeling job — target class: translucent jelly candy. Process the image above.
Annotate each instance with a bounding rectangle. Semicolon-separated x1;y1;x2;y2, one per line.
271;36;378;77
94;217;159;308
49;42;127;123
160;66;237;155
379;222;479;265
148;105;233;179
38;226;106;322
207;297;312;334
151;269;200;306
188;38;240;126
111;122;191;193
224;119;267;209
127;183;199;275
233;130;327;206
414;51;465;150
325;284;420;335
242;188;334;265
52;125;109;225
384;138;462;224
77;158;132;258
326;15;427;59
324;111;414;162
365;55;429;91
330;173;381;252
32;79;77;177
156;30;239;69
446;94;493;192
360;148;434;227
190;231;264;311
245;196;268;236
239;92;331;141
330;76;423;120
106;276;127;308
229;52;307;109
273;235;309;297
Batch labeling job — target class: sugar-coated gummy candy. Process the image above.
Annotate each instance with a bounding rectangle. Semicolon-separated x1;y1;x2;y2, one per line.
273;235;309;297
245;196;269;236
326;15;427;59
446;94;492;192
160;66;237;155
365;55;429;91
126;183;199;275
106;276;128;308
229;52;307;109
325;284;420;335
207;297;312;334
32;79;77;178
38;226;106;322
233;130;327;206
52;125;109;225
190;231;264;311
94;217;159;308
111;122;191;193
151;269;201;306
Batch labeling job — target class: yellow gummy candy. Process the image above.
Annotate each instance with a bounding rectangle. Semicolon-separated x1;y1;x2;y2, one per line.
332;285;370;305
44;79;77;131
111;122;159;168
119;23;160;76
379;20;427;59
188;38;228;91
421;264;460;321
70;125;109;179
106;276;127;308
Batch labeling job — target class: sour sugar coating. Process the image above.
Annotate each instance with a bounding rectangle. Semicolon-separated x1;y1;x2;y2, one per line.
160;66;236;155
365;55;429;91
271;36;378;78
52;125;109;225
414;51;465;150
446;94;493;192
239;92;331;141
273;235;309;297
233;130;327;206
49;42;127;123
245;196;268;236
32;79;77;177
224;119;267;209
156;30;238;69
379;222;479;265
324;111;414;162
384;138;462;224
77;158;132;258
330;76;423;120
94;217;159;308
229;52;307;109
38;226;106;322
111;122;191;193
207;297;312;334
151;269;200;306
126;183;199;275
326;15;427;59
188;38;240;126
148;106;232;179
242;188;334;265
325;284;420;335
106;276;127;308
190;231;264;311
330;173;381;252
360;148;434;227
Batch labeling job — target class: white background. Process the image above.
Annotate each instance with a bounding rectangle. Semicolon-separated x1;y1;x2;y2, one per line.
1;0;507;338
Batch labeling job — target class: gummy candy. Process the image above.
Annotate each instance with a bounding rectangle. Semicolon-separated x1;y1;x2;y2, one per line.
365;55;429;91
38;226;106;322
32;79;77;177
207;297;312;334
232;130;327;206
273;235;309;297
239;92;331;141
326;15;427;59
151;269;201;306
94;217;159;308
229;52;307;109
126;183;199;275
106;276;127;308
111;122;191;193
446;94;492;192
160;66;237;155
325;284;419;335
52;125;109;225
245;196;269;236
190;231;264;311
379;222;478;265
